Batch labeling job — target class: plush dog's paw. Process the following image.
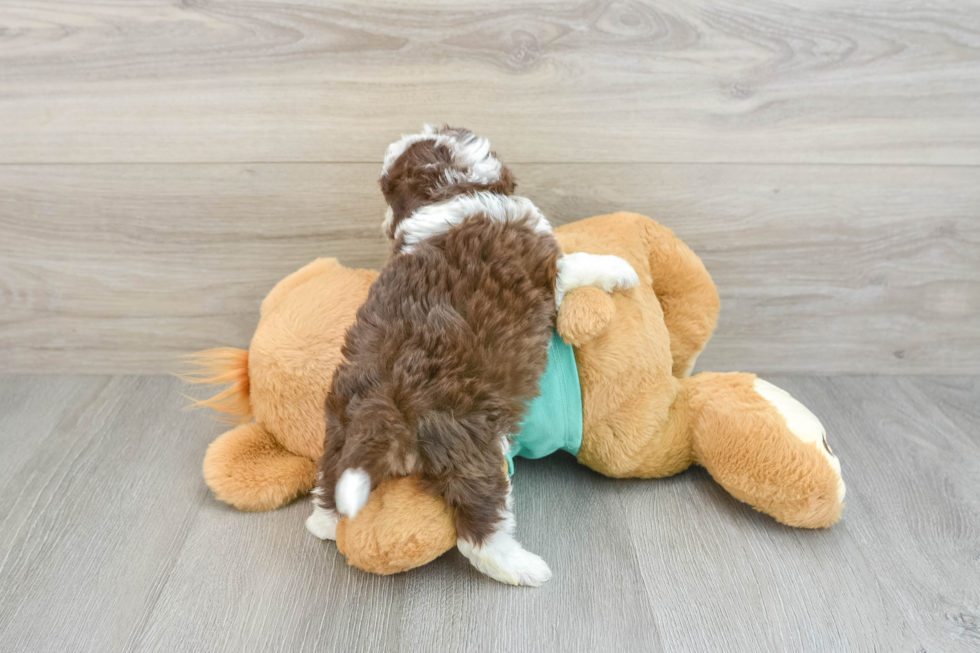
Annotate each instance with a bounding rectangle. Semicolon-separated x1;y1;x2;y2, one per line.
754;378;845;504
306;505;339;540
557;286;617;346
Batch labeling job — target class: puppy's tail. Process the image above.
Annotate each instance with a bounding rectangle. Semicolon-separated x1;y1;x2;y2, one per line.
334;467;373;519
330;397;409;519
177;348;252;423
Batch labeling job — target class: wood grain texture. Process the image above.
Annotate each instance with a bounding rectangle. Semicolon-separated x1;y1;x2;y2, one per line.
1;163;977;374
1;0;979;164
0;376;211;652
0;374;978;652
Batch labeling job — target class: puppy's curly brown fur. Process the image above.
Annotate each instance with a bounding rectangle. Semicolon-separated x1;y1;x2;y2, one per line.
317;214;560;543
315;127;560;546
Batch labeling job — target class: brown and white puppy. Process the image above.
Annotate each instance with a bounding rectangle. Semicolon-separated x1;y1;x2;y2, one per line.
307;125;638;585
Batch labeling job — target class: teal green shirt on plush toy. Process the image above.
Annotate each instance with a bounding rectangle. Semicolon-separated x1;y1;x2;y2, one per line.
507;331;583;475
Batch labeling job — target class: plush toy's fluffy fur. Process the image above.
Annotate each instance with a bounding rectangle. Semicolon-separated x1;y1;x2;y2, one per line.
188;213;845;576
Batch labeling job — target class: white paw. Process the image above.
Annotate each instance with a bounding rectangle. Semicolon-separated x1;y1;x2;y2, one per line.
335;468;371;518
754;378;845;503
306;505;339;540
556;252;640;307
499;545;553;587
595;255;641;292
458;532;553;587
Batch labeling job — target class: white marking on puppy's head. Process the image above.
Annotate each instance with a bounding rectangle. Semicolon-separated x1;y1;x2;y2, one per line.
395;192;551;253
381;124;502;183
381;206;394;237
378;125;515;239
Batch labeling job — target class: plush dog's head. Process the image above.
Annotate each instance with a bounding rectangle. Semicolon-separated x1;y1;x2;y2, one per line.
379;125;516;239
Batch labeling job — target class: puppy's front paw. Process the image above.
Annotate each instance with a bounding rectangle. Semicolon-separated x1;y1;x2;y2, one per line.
556;252;640;306
599;255;640;291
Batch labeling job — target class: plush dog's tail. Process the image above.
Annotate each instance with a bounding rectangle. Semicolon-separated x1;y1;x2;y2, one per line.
178;348;252;423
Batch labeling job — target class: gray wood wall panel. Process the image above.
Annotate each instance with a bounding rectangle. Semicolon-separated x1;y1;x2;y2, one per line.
1;0;978;373
1;0;979;164
1;163;977;374
0;375;978;652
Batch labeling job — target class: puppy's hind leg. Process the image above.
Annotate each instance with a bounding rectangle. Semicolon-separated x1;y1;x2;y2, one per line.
419;416;550;585
306;472;340;540
454;479;552;587
306;502;340;540
555;251;640;307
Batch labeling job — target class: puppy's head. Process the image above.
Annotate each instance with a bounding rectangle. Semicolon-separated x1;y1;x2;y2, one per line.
379;125;516;239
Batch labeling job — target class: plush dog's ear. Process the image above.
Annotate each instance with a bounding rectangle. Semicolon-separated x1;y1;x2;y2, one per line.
378;125;516;236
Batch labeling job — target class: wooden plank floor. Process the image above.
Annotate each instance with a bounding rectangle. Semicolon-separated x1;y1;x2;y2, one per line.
0;374;977;652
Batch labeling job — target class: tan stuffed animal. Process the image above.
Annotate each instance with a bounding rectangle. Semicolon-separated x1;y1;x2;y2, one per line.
186;212;845;575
